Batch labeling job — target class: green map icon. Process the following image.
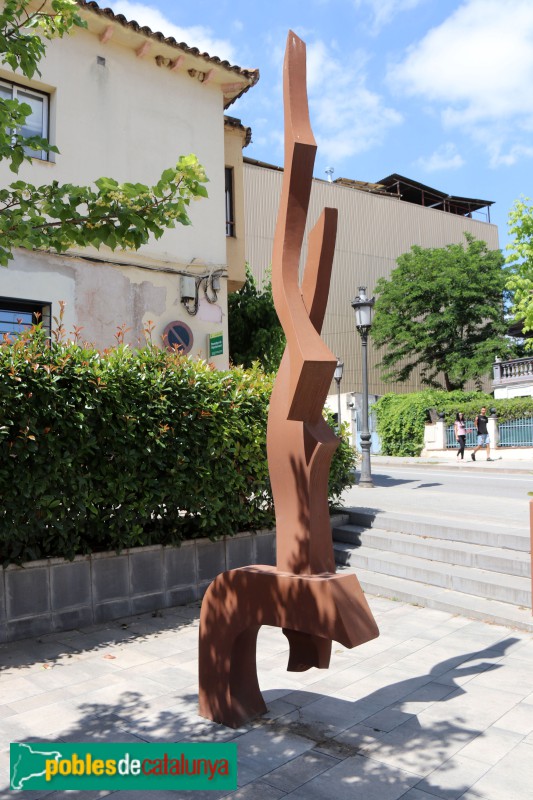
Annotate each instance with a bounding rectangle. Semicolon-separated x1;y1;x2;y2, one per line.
10;743;63;790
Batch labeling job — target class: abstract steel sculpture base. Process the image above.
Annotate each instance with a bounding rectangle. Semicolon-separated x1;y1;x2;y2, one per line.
198;30;379;728
199;566;378;728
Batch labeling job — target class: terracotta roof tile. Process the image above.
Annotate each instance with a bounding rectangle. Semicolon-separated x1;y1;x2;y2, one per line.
77;1;259;106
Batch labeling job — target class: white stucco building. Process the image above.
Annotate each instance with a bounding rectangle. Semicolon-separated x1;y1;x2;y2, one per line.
0;0;258;367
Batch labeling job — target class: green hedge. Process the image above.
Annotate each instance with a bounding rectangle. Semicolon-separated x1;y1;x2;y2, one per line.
374;390;533;456
0;330;356;564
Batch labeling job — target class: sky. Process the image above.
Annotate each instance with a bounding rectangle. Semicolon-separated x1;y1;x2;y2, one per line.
111;0;533;249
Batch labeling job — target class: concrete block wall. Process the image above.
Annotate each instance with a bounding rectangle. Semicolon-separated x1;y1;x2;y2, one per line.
0;530;276;644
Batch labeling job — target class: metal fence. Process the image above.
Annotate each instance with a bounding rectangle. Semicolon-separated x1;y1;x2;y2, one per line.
445;421;478;449
446;417;533;448
498;417;533;448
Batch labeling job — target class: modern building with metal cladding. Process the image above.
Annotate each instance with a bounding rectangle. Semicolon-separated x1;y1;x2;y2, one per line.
243;158;500;397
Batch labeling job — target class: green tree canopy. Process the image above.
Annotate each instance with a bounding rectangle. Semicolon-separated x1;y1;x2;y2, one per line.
506;197;533;348
371;233;509;391
0;0;208;267
228;265;285;372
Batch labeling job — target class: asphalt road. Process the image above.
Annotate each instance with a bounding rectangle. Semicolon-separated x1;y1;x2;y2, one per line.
340;464;532;532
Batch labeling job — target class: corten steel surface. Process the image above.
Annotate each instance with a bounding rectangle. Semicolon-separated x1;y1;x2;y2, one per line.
198;31;379;729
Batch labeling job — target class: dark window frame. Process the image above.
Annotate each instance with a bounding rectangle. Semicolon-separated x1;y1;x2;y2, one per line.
225;166;235;237
0;297;52;341
0;77;51;161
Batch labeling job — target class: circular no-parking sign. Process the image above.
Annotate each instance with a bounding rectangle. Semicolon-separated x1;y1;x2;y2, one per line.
163;320;194;354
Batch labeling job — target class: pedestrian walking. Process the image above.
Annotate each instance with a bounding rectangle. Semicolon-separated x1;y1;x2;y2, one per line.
454;412;468;460
471;406;492;461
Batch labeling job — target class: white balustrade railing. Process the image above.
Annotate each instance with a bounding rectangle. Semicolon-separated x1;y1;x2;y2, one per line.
493;357;533;385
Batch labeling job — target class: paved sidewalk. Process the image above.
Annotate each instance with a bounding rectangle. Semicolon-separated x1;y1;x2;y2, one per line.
1;599;532;799
371;455;533;474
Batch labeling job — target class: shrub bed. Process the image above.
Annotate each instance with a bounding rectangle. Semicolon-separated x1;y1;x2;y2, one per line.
0;329;356;564
374;390;533;457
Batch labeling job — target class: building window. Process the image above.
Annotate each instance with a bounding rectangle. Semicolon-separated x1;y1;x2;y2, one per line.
0;298;51;341
225;167;235;237
0;79;50;160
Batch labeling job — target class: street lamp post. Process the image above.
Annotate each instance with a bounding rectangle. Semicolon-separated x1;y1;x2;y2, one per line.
351;286;375;488
334;358;344;431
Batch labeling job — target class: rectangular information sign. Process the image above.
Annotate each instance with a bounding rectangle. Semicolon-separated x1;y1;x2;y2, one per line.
10;742;237;792
208;331;224;357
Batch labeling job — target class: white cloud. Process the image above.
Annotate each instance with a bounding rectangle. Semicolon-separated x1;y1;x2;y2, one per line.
354;0;426;34
111;1;236;62
388;0;533;166
306;40;403;162
416;143;464;173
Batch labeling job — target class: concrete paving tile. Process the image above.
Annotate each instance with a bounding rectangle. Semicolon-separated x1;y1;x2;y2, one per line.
352;638;437;673
0;714;41;743
302;664;372;695
89;643;160;669
59;727;148;744
74;675;173;706
398;790;449;800
397;681;457;714
467;659;533;698
0;676;43;704
261;750;338;792
363;717;479;778
19;663;100;692
417;685;525;730
283;753;420;800
392;648;498;681
261;689;295;705
60;655;125;676
12;701;101;737
45;793;112;799
494;702;533;735
458;741;533;800
433;659;503;688
103;792;225;800
282;695;366;739
341;670;432;708
254;673;306;693
235;727;315;780
456;726;523;765
130;636;193;659
363;707;416;733
236;764;261;787
57;673;125;698
0;789;55;800
72;628;140;648
222;781;286;800
415;753;492;799
262;698;298;721
5;686;74;715
330;722;388;754
279;690;323;709
352;634;406;658
160;654;200;674
492;636;533;660
121;663;198;692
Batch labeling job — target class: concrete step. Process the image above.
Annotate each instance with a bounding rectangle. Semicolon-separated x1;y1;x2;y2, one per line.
334;544;531;607
340;564;533;633
343;508;529;552
332;525;531;578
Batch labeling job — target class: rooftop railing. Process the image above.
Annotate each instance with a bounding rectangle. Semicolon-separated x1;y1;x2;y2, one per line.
493;356;533;387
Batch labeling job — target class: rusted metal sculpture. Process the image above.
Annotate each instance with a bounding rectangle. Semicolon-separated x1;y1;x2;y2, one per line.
198;31;379;728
